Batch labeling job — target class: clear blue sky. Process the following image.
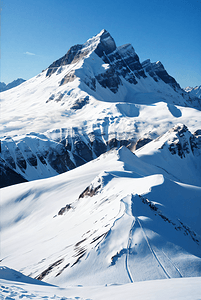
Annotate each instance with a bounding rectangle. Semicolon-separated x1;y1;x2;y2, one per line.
1;0;201;88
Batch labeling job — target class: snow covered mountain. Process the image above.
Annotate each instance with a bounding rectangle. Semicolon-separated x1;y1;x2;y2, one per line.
1;146;201;286
185;85;201;99
134;123;201;186
1;29;201;294
0;78;26;92
1;30;201;187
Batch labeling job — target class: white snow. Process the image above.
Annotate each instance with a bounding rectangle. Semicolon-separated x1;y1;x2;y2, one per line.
1;147;201;287
1;30;201;299
0;270;201;300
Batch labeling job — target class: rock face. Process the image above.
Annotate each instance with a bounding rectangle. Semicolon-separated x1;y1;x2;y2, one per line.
45;30;187;96
94;29;117;57
0;132;131;187
185;85;201;99
166;124;201;158
46;45;83;77
0;157;27;188
135;123;201;186
142;60;180;90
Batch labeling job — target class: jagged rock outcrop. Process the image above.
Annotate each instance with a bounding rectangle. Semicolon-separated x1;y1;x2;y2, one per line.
45;29;188;96
142;60;180;90
0;157;27;188
0;132;132;186
185;85;201;99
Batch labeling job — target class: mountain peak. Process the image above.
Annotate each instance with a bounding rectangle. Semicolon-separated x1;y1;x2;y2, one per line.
46;29;116;77
84;29;117;57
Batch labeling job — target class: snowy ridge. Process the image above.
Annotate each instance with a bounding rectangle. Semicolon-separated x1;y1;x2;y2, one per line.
135;123;201;186
185;85;201;99
1;147;201;287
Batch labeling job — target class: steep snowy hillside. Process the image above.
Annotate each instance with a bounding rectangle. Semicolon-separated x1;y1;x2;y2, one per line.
1;147;201;286
134;124;201;186
1;30;201;187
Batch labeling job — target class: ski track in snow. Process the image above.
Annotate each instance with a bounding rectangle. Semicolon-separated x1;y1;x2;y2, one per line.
125;218;135;283
161;250;183;278
136;217;171;279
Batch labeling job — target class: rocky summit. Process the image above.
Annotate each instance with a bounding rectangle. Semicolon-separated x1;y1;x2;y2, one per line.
0;30;201;187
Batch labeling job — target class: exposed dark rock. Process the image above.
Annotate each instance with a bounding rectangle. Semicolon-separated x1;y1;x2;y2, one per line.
73;138;93;162
95;67;122;93
21;143;38;167
92;138;107;157
35;259;64;281
0;157;27;188
47;146;75;173
36;151;47;165
83;76;96;91
142;60;180;90
15;146;27;172
59;71;77;86
79;184;101;199
55;263;70;277
106;44;146;85
71;96;89;110
90;232;108;244
111;249;127;266
75;238;87;247
168;125;192;158
1;145;16;169
46;94;55;103
132;137;152;151
46;44;83;77
107;137;119;148
71;252;86;267
94;29;117;58
58;204;72;215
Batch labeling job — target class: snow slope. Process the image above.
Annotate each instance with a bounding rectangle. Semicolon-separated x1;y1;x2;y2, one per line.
1;147;201;287
1;273;201;300
135;124;201;186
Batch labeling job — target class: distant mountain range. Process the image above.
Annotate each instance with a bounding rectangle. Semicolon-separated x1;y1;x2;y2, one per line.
0;78;26;92
185;85;201;99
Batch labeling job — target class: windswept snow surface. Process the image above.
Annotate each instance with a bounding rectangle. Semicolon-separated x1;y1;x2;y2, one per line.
1;147;201;287
0;275;201;300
